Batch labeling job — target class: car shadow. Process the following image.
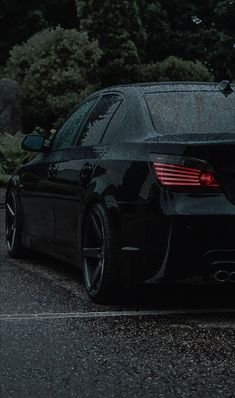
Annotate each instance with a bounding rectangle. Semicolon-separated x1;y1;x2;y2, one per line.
18;249;235;311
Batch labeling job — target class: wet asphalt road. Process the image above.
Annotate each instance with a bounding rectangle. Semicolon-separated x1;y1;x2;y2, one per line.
0;189;235;397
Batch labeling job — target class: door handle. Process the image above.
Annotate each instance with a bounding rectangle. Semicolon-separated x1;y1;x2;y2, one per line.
80;165;92;180
48;164;57;178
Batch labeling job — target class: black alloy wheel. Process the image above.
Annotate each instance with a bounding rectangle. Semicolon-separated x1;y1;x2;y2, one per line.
82;203;119;303
5;188;24;258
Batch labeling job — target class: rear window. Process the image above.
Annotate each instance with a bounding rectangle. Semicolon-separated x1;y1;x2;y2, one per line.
145;91;235;135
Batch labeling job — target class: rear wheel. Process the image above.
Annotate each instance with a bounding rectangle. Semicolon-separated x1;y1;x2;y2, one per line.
82;203;119;303
5;188;25;258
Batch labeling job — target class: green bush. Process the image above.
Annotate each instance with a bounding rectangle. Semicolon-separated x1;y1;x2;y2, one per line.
137;56;214;82
5;27;102;131
0;132;28;185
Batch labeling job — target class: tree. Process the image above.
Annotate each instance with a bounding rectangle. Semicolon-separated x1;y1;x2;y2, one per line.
197;0;235;80
138;0;202;62
5;27;102;131
138;1;171;62
139;0;235;80
76;0;146;85
137;56;214;82
0;0;77;66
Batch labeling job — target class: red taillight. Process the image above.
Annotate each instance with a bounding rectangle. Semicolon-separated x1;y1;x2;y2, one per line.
199;171;219;187
153;162;220;189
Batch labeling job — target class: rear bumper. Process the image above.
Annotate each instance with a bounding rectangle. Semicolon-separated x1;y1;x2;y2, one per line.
120;214;235;283
164;216;235;280
118;191;235;283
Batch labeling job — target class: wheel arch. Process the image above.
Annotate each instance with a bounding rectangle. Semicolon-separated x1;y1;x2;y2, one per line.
81;192;122;244
5;175;20;198
5;175;28;240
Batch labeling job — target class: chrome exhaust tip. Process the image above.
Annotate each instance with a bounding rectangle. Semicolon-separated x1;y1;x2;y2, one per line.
214;270;229;283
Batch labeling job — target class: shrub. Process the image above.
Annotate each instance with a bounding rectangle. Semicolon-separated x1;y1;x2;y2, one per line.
137;56;214;82
0;132;28;185
5;27;102;131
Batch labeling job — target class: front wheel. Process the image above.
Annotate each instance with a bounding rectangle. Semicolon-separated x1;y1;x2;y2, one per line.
82;203;119;303
5;188;25;258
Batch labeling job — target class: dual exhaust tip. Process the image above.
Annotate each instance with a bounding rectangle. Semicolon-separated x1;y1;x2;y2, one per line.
214;270;235;283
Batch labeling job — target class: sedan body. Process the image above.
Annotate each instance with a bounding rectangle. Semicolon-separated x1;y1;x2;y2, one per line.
6;81;235;302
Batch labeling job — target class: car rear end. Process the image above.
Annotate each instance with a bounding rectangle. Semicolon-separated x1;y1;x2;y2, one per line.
143;82;235;284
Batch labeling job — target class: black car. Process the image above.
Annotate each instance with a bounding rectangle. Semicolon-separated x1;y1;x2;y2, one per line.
5;81;235;302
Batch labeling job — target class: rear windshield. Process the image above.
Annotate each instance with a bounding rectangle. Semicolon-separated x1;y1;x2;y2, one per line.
145;91;235;135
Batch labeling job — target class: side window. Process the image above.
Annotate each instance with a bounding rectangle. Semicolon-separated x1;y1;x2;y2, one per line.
101;100;127;144
52;98;97;150
76;95;122;146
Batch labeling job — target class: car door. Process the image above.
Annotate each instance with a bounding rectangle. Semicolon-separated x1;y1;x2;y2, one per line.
19;149;57;242
52;94;123;262
19;99;96;243
41;97;99;258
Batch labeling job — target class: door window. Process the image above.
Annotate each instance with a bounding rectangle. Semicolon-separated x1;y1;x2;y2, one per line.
77;95;122;146
101;100;127;144
52;98;97;150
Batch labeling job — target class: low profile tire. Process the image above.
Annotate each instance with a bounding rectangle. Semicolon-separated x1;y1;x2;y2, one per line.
82;203;119;303
5;188;25;258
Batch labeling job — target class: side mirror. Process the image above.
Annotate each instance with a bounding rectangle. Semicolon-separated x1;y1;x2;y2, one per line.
21;134;46;152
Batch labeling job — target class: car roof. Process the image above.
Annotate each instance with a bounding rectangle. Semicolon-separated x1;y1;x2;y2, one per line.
91;81;235;96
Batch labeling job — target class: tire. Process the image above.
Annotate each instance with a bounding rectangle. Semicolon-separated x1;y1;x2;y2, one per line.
82;203;119;303
5;187;25;258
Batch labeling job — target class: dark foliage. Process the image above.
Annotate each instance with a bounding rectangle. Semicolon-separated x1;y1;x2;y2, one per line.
77;0;146;85
6;28;101;131
0;0;234;132
139;0;235;80
0;0;77;65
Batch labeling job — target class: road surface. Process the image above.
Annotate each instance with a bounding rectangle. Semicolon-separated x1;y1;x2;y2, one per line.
0;188;234;397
